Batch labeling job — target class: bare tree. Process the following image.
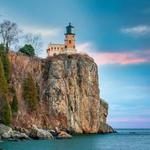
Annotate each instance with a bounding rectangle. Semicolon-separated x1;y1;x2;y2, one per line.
23;33;43;55
0;20;19;52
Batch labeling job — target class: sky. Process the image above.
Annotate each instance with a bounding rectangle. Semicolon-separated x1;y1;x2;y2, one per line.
0;0;150;128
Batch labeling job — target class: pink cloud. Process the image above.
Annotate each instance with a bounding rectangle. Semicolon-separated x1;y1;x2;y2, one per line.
109;117;150;123
77;42;150;65
90;52;148;65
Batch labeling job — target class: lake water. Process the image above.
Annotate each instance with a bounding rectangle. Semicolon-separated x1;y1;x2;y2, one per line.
1;129;150;150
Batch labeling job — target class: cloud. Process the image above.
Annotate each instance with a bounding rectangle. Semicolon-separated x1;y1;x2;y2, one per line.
109;117;150;123
77;42;150;65
21;25;62;38
0;6;62;38
91;52;147;65
121;25;150;36
18;25;63;58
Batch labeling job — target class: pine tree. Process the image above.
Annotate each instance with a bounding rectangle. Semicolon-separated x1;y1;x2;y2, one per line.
23;73;38;111
0;57;8;95
11;90;19;115
0;95;12;125
0;58;11;125
0;44;11;81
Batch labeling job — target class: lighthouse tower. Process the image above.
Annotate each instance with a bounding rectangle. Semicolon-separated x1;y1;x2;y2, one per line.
64;23;76;53
47;23;77;56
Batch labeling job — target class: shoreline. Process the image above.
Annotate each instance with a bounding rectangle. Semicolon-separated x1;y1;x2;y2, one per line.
0;124;115;141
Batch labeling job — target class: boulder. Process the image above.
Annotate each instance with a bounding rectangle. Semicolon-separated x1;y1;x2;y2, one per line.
0;124;13;139
57;131;72;139
29;125;53;139
0;124;29;140
11;131;29;139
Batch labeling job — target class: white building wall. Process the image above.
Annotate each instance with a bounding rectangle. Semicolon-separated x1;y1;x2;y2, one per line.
47;44;77;56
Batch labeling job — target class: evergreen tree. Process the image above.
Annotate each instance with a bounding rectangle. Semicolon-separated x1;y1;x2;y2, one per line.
0;57;8;95
11;90;19;114
0;95;12;125
23;73;38;111
0;58;11;125
0;44;11;81
19;44;35;57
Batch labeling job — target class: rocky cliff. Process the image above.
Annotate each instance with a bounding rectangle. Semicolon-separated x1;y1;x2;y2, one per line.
8;52;113;134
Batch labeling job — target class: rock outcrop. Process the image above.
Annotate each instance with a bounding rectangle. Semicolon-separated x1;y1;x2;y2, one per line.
0;124;73;140
29;125;53;139
0;124;29;140
57;131;72;139
6;52;113;134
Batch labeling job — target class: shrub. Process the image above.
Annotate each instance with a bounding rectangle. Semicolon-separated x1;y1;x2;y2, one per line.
19;44;35;56
23;73;38;111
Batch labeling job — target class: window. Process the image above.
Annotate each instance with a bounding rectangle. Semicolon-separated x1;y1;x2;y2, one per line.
69;40;71;44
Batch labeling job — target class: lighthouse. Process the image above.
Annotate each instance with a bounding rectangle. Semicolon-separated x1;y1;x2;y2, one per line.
47;23;77;56
64;23;76;51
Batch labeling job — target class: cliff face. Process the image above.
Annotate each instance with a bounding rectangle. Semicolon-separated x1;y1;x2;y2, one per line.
8;52;113;133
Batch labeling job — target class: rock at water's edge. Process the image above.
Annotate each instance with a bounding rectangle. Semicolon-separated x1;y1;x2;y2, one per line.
99;122;114;133
57;131;72;139
29;125;53;139
0;124;29;140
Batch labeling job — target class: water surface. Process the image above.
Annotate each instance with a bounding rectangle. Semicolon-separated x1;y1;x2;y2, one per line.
0;129;150;150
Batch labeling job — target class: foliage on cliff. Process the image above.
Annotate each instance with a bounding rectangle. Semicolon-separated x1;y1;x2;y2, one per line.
0;58;12;125
0;44;11;81
0;95;12;125
19;44;35;56
0;57;8;95
23;73;38;111
11;89;19;115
